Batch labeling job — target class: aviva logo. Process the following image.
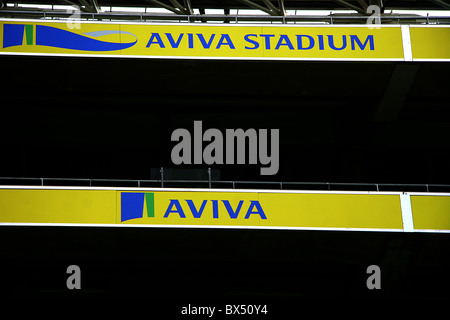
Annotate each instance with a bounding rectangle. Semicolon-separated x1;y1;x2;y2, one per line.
120;192;268;223
121;192;155;222
3;24;137;51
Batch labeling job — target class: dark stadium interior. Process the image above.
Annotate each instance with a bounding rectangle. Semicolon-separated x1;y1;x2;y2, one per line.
1;55;450;185
1;54;450;303
1;0;450;307
2;226;450;302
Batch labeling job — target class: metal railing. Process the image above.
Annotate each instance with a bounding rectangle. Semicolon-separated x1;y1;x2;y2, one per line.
0;9;449;25
1;173;449;192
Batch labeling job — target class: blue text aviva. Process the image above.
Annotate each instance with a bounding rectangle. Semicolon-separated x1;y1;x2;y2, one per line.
146;33;375;51
164;199;267;220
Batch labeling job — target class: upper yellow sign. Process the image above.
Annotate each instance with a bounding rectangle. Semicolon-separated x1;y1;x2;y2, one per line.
0;19;406;61
410;26;450;60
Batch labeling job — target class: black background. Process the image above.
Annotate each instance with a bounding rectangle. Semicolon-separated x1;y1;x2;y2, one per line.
1;55;450;304
1;56;450;184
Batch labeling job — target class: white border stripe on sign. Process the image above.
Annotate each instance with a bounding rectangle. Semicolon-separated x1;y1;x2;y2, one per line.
401;25;413;61
400;193;414;232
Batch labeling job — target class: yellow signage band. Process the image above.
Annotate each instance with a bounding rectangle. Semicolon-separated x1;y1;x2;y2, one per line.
0;19;422;61
2;18;448;61
0;186;449;233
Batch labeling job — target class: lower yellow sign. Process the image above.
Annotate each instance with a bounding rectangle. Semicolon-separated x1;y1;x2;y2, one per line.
410;195;450;231
1;188;448;232
0;188;405;230
0;189;116;224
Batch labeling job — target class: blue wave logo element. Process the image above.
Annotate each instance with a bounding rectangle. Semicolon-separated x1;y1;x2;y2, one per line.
3;24;138;51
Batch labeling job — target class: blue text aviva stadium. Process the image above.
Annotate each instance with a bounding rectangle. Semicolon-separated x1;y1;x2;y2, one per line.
2;24;137;51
